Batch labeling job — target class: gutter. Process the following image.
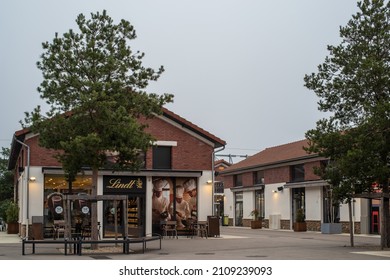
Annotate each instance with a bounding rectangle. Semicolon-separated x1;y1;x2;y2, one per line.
13;135;30;240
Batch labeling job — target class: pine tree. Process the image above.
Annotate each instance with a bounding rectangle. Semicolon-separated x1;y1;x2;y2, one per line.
24;10;173;243
304;0;390;247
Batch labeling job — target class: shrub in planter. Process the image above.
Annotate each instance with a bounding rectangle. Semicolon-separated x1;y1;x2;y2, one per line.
249;209;262;229
294;208;307;232
6;202;19;234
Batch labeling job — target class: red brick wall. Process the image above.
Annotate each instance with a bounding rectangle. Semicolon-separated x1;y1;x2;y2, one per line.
304;161;322;181
242;172;253;186
265;166;290;184
143;116;213;170
25;136;61;167
223;175;234;189
23;115;214;171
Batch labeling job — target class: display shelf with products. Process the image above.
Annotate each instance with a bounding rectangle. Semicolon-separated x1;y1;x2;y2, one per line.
128;198;139;228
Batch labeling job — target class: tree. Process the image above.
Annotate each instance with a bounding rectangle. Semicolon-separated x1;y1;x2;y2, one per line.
304;0;390;248
0;148;14;221
23;10;173;243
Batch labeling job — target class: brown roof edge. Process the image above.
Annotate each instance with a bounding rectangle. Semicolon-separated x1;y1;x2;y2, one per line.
8;129;29;170
7;108;226;170
220;139;320;174
162;107;226;148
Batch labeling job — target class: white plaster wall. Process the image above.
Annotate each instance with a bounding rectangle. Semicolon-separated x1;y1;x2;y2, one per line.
17;175;25;224
305;187;322;221
198;171;213;221
224;189;234;220
243;191;255;219
145;177;153;235
339;198;361;222
27;167;44;222
265;183;290;219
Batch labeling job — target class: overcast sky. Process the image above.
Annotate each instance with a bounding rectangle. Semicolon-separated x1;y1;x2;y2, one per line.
0;0;359;161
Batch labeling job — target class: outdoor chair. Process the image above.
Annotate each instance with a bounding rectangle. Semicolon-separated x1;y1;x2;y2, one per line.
161;221;178;239
53;220;65;239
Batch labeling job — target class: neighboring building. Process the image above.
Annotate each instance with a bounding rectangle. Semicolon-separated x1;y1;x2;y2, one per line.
220;139;374;234
8;108;226;238
213;159;231;218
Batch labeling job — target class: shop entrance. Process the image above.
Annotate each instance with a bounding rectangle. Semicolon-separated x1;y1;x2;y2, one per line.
292;187;305;227
234;192;243;226
103;176;146;238
371;208;380;234
103;196;145;238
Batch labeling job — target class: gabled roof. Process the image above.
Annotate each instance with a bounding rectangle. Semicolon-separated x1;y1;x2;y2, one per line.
162;107;226;148
8;108;226;170
215;159;231;168
221;139;320;174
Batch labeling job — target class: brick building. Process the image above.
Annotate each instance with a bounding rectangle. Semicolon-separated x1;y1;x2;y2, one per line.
220;139;374;234
8;108;226;238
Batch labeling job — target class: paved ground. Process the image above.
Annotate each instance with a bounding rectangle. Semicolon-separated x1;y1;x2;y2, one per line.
0;226;389;260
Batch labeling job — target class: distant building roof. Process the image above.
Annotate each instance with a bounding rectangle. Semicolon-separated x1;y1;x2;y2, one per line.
221;139;321;174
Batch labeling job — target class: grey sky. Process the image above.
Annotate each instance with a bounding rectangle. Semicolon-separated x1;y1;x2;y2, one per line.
0;0;359;160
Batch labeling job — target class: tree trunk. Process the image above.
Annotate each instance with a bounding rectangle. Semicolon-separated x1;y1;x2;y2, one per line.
380;182;390;249
348;200;354;247
91;168;99;249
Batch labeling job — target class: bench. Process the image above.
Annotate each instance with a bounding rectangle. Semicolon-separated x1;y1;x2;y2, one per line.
22;234;162;256
73;235;161;255
22;239;79;255
133;235;162;253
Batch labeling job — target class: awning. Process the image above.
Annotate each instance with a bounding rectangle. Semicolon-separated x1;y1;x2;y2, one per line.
284;180;328;189
230;184;264;192
42;167;203;178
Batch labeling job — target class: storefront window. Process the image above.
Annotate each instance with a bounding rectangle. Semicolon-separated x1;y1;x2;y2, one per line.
103;176;146;238
292;187;305;223
152;177;198;235
323;186;340;223
235;192;243;226
255;189;265;218
43;174;92;237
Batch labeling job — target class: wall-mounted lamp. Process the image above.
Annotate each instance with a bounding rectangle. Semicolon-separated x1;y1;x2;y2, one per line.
273;190;278;193
29;177;36;182
207;180;213;184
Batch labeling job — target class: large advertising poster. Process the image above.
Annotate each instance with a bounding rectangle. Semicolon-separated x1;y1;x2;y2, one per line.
152;177;198;234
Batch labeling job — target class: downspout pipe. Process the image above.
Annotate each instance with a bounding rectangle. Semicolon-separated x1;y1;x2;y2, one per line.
13;135;30;240
211;145;225;216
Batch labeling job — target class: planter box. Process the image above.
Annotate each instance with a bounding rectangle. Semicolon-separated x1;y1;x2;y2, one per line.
321;223;342;234
250;220;262;229
293;222;307;232
7;222;19;234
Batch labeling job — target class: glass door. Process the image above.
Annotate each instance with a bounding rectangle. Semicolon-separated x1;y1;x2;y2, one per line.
234;192;243;226
292;187;305;225
103;196;145;238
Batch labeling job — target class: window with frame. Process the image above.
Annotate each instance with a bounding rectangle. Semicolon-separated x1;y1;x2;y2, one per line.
253;170;264;185
152;146;172;169
255;189;265;218
291;164;305;182
234;174;243;187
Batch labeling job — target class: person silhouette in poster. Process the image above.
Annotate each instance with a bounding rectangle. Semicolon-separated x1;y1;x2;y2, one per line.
171;185;190;228
152;179;171;225
184;178;197;219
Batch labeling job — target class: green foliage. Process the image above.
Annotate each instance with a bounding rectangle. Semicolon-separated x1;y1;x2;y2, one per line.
0;199;12;222
295;208;305;223
304;0;390;198
249;209;260;220
5;201;18;223
0;148;13;202
23;10;174;178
